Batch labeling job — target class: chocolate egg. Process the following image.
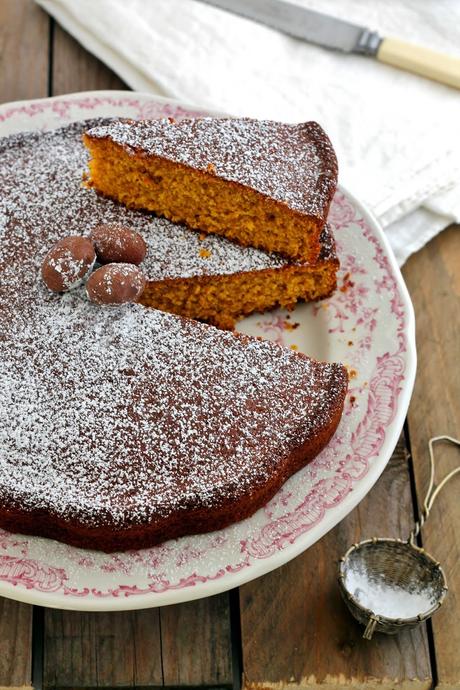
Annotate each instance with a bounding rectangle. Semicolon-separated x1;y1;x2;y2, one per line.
41;236;96;292
86;263;146;305
90;224;147;265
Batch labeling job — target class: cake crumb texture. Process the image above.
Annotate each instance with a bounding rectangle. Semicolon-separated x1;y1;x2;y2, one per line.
84;117;338;262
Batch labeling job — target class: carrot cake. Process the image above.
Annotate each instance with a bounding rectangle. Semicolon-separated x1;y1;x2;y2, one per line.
140;224;338;329
0;121;348;551
83;117;338;263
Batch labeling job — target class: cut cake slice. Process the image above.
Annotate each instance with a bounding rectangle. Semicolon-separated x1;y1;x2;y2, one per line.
139;223;338;329
83;117;338;263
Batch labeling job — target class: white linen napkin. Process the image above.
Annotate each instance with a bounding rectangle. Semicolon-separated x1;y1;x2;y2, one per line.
36;0;460;265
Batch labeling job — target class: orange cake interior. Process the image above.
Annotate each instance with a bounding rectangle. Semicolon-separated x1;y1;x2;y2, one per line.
83;117;338;263
140;226;338;330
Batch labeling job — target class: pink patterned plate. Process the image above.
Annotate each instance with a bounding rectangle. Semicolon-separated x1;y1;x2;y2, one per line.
0;92;415;611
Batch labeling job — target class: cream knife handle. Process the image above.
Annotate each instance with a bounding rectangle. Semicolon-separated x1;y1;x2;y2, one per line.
377;37;460;90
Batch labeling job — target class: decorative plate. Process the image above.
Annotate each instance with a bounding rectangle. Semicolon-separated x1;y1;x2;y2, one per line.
0;91;415;610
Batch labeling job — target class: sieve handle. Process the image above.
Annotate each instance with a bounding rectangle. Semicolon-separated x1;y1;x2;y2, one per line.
363;615;379;640
409;436;460;545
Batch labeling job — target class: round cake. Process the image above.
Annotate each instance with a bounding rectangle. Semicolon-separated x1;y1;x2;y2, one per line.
0;120;348;552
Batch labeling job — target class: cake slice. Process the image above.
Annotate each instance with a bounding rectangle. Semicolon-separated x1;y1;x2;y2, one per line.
83;117;338;263
139;223;338;329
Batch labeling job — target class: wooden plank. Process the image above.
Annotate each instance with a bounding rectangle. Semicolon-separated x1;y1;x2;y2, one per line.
52;23;127;95
160;594;234;687
0;597;33;690
44;600;234;688
239;436;432;689
0;2;46;688
44;609;163;688
403;224;460;690
0;0;49;103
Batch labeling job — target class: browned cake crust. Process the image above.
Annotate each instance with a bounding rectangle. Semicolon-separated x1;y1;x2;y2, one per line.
0;340;346;552
84;118;338;263
0;120;347;552
0;416;344;552
0;294;347;552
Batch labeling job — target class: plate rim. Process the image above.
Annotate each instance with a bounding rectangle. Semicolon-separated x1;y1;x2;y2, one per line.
0;91;416;610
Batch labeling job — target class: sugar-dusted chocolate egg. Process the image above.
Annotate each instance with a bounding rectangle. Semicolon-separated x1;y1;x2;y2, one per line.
86;263;146;305
90;224;147;265
41;236;96;292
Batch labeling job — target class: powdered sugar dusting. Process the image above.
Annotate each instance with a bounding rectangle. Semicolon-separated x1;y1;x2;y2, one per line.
0;119;308;280
45;249;95;290
0;284;346;528
87;263;145;304
0;119;347;533
87;118;338;217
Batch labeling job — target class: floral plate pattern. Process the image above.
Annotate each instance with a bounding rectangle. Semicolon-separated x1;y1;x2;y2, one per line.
0;92;415;610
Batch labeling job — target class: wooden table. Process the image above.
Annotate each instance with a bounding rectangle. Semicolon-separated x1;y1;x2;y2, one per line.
1;2;459;688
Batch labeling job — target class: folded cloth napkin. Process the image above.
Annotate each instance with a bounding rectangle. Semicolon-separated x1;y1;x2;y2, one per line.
36;0;460;265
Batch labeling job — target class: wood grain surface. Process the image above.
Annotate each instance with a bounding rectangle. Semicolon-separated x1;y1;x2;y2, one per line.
43;596;234;688
44;609;163;687
0;3;459;689
239;437;433;689
0;0;49;102
0;597;33;690
52;23;127;95
403;225;460;690
0;4;44;690
160;594;234;686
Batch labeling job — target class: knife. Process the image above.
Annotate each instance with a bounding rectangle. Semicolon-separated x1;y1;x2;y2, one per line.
197;0;460;90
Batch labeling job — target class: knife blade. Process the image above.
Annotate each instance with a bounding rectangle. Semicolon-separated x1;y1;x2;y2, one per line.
197;0;382;55
197;0;460;89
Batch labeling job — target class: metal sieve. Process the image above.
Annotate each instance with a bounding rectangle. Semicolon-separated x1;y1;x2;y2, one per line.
338;435;460;639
